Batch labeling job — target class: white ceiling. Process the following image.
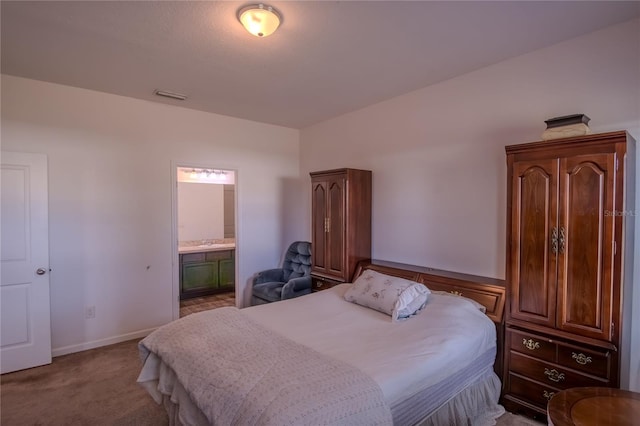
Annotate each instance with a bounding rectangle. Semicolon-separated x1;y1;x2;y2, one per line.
2;1;639;129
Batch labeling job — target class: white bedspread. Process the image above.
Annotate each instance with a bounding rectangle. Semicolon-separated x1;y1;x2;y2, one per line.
243;284;497;409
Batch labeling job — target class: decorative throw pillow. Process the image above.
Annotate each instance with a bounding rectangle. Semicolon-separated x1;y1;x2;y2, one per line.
344;270;430;321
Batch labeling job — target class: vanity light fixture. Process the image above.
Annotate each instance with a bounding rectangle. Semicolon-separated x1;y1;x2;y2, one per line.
187;168;228;178
237;3;281;37
178;167;235;184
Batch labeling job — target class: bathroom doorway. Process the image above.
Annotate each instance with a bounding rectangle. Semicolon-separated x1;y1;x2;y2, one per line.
171;165;237;319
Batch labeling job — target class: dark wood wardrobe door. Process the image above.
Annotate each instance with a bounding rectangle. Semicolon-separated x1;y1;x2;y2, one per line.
557;153;616;341
509;159;559;328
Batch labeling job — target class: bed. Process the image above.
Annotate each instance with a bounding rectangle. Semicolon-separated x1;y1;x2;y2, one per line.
138;259;506;426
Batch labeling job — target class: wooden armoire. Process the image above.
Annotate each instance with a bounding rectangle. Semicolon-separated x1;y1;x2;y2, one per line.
309;168;371;291
502;131;636;418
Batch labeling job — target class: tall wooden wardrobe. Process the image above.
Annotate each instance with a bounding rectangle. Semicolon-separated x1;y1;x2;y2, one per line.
309;168;372;291
502;131;636;418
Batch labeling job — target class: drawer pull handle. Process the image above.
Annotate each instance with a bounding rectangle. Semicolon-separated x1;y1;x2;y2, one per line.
522;338;540;351
572;352;592;365
450;290;463;296
543;390;555;401
316;281;323;288
544;368;565;383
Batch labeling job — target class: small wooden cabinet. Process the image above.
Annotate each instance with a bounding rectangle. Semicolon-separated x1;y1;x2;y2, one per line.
310;168;371;287
502;131;635;418
180;249;235;299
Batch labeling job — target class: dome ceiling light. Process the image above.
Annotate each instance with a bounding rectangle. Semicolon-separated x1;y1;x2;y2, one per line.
237;3;281;37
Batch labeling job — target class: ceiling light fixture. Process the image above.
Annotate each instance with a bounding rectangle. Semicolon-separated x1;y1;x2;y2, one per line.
237;3;281;37
154;90;187;101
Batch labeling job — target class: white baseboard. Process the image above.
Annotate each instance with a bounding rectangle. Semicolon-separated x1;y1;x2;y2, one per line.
51;327;157;357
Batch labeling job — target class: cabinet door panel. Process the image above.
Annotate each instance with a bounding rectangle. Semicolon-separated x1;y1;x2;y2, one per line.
218;256;235;288
311;182;327;274
557;154;615;341
327;177;346;278
182;262;219;291
510;159;558;327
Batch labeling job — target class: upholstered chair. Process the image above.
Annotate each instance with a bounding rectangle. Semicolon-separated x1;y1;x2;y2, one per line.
251;241;312;305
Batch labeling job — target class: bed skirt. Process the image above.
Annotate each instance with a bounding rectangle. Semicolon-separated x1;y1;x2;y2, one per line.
138;352;209;425
392;347;503;426
415;368;505;426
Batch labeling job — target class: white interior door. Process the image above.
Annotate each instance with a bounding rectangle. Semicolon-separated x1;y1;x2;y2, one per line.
1;151;51;374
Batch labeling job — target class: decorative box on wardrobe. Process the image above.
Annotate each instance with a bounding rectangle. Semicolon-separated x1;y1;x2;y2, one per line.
502;131;636;418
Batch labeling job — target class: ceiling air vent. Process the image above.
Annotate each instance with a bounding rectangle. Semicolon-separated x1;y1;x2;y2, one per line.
154;90;187;101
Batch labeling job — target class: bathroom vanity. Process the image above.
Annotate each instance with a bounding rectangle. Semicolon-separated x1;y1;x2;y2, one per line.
179;243;235;299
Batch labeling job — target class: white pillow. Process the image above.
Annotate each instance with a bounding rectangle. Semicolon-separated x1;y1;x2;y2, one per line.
344;270;430;322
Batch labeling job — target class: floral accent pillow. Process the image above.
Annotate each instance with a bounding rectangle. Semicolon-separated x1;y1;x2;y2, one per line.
344;270;430;321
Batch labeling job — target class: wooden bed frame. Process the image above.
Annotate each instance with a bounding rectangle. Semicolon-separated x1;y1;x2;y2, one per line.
353;259;506;379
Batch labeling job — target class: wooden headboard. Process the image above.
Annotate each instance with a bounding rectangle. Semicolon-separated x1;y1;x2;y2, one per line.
353;259;506;378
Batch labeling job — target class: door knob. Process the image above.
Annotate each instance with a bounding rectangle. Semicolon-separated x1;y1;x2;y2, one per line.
36;268;47;275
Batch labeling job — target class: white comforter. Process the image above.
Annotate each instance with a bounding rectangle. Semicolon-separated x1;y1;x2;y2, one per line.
243;284;496;409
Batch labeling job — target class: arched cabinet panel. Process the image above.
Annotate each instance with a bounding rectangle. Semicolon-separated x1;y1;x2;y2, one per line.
327;180;346;275
558;157;615;341
311;182;327;273
510;161;558;328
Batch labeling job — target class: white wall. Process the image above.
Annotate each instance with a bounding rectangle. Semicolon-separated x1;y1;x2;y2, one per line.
0;75;303;355
300;19;640;390
177;182;225;241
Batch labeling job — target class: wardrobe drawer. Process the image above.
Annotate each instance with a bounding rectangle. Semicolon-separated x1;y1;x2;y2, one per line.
508;329;555;363
509;351;608;389
508;373;559;410
557;345;610;379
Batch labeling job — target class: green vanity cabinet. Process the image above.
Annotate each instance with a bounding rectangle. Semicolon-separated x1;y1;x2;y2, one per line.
218;256;235;288
180;249;235;299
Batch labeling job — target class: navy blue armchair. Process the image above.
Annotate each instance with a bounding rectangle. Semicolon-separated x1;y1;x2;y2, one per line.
251;241;312;305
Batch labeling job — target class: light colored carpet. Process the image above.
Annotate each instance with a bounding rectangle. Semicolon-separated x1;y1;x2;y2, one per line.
1;337;544;425
1;338;168;426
